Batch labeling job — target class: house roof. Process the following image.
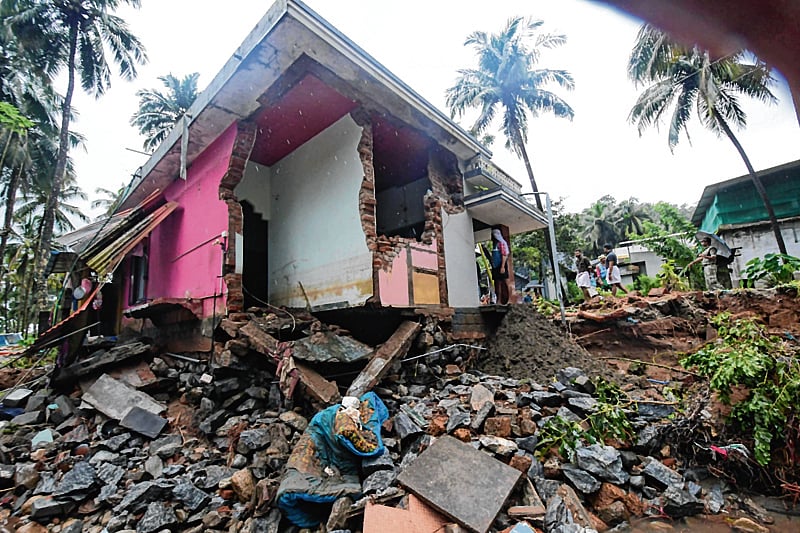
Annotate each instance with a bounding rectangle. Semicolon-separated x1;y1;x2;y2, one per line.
691;158;800;228
119;0;490;211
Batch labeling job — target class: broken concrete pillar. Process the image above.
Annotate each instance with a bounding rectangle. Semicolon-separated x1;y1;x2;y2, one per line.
347;321;421;398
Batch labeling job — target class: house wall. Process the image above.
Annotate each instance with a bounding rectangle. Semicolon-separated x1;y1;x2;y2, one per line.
137;124;237;317
235;161;271;220
721;218;800;284
268;114;373;308
443;209;480;307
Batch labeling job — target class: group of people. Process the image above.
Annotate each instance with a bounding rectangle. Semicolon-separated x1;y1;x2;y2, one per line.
574;243;629;301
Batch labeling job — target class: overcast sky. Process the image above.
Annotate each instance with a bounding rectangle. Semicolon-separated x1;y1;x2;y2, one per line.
66;0;800;217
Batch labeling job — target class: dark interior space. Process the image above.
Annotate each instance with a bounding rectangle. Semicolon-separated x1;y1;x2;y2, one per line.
313;306;406;346
372;115;432;240
241;201;269;310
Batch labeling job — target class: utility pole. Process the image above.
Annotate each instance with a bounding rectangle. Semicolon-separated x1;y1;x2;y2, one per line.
524;192;566;326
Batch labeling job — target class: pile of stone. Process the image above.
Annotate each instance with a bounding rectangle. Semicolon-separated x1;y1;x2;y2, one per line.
0;323;774;533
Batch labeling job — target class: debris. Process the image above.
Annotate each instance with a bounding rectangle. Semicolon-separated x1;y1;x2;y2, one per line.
347;321;422;397
119;405;167;438
81;373;164;421
364;494;451;533
397;435;522;533
292;330;373;363
2;387;33;407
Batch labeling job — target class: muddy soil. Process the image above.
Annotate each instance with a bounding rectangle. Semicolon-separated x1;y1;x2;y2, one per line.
476;305;614;383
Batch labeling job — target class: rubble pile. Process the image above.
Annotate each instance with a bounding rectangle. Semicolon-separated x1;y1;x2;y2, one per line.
0;307;784;532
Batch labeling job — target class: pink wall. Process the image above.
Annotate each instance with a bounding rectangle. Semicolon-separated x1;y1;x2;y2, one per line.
379;241;438;306
124;124;238;318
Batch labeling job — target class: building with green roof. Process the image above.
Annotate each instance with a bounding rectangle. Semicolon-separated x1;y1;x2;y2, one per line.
691;159;800;285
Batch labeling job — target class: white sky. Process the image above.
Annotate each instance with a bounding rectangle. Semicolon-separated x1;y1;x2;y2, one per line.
66;0;800;217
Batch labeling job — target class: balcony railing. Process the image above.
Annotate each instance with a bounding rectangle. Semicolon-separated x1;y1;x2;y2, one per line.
463;154;523;194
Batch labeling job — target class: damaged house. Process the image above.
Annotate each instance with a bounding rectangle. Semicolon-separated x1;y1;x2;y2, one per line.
41;0;545;352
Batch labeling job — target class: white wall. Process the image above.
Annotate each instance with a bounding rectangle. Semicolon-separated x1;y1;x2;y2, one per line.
268;114;373;308
443;209;480;307
236;161;271;219
722;220;800;284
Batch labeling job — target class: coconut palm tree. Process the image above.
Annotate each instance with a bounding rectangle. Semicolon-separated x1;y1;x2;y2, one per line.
628;25;785;253
614;197;651;238
581;198;619;256
5;0;147;328
447;17;574;210
131;72;199;152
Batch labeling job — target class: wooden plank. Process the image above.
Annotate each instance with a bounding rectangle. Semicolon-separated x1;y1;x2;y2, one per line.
346;321;421;398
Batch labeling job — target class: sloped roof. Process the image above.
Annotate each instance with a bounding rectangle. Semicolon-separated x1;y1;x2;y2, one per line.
119;0;490;211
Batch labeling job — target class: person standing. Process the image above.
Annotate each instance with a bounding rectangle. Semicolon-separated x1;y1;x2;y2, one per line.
574;249;593;301
686;236;723;290
491;228;512;304
595;255;610;291
603;243;629;296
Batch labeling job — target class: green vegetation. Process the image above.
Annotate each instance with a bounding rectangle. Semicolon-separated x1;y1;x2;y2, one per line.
681;313;800;466
536;378;635;461
742;254;800;288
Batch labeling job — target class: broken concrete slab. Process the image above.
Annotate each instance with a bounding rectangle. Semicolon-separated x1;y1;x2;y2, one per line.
363;494;450;533
397;435;522;533
292;330;373;363
52;341;151;387
119;406;167;439
81;374;164;421
347;321;421;398
238;322;279;355
2;388;33;407
294;361;341;405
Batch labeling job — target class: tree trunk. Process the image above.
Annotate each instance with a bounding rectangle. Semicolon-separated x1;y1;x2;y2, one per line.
514;128;568;301
717;116;788;254
0;154;25;268
32;22;78;333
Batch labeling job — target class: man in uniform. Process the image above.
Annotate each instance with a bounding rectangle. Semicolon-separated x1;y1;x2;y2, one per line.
687;236;723;290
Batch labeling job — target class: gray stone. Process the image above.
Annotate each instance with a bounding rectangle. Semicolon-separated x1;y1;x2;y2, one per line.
25;393;48;412
534;478;562;505
470;401;495;431
89;449;119;465
567;397;598;414
361;448;394;476
173;481;211;512
82;374;164;421
136;501;178;533
393;412;423;441
15;463;40;490
557;367;587;386
197;465;235;491
641;456;684;488
30;496;75;519
245;508;281;533
661;485;704;518
237;428;270;453
544;495;572;532
278;410;308;432
199;409;228;434
470;384;494;411
115;480;172;513
397;435;521;533
446;407;471;433
31;429;53;447
556;407;582;424
120;406;167;439
634;425;662;452
575;445;629;485
561;464;601;494
619;450;640;470
95;461;125;487
516;435;538;454
573;375;595;394
479;435;518;456
11;410;42;425
145;456;163;478
54;461;97;499
629;475;645;489
362;469;396;495
549;380;568;394
705;483;725;514
2;388;33;407
637;403;675;420
532;391;562;407
34;471;57;495
49;395;75;424
149;434;182;458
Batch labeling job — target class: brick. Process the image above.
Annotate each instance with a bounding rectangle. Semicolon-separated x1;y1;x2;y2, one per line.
484;416;512;438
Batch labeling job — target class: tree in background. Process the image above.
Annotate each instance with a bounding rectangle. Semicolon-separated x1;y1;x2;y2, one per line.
130;72;199;152
6;0;147;330
580;196;619;256
628;25;784;254
91;183;126;219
